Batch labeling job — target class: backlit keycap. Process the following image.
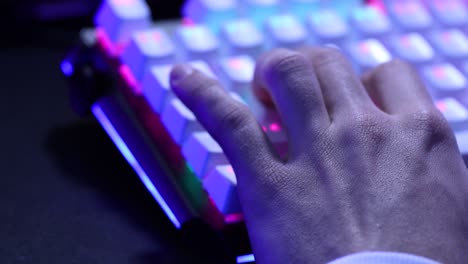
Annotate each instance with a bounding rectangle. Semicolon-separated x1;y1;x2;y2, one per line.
286;0;321;20
423;63;467;95
436;98;468;130
219;55;256;90
429;0;468;27
348;39;392;70
430;29;468;60
162;99;202;145
142;61;217;114
175;25;220;60
95;0;151;44
203;165;241;215
182;132;229;178
307;9;349;43
350;6;392;37
389;1;433;32
242;0;280;25
142;65;173;114
266;14;307;48
222;19;265;56
182;0;238;31
391;33;434;64
120;29;175;80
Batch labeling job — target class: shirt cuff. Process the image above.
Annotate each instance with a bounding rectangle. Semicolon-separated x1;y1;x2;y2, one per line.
328;252;441;264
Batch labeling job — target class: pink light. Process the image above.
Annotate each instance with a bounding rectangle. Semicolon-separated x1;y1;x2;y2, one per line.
401;35;411;47
269;123;281;132
182;17;196;26
262;125;267;132
442;31;453;42
96;28;126;57
359;42;370;54
436;101;448;112
225;213;244;224
119;64;142;94
433;66;446;79
229;58;244;69
113;0;134;6
226;166;235;174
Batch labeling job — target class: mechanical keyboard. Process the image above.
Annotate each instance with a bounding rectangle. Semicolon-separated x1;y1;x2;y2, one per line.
61;0;468;262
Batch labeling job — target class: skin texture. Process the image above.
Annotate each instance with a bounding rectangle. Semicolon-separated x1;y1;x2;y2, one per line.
169;47;468;263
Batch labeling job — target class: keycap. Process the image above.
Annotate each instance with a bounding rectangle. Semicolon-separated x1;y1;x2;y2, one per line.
219;55;256;91
423;63;467;96
175;25;220;61
350;6;392;37
266;14;308;48
142;61;217;114
241;0;280;25
429;29;468;60
120;29;176;81
162;99;203;145
389;0;433;32
142;65;173;114
347;39;392;71
203;165;241;215
182;132;229;178
436;98;468;130
307;9;349;43
222;19;265;56
390;33;434;64
428;0;468;27
285;0;321;20
183;0;238;31
94;0;151;44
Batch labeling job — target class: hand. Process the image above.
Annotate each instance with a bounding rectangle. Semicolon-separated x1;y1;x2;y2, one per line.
169;47;468;263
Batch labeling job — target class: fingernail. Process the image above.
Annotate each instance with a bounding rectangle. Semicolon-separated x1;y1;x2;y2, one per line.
170;64;194;85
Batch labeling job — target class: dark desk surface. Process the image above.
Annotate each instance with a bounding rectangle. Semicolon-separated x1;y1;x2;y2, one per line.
0;22;235;263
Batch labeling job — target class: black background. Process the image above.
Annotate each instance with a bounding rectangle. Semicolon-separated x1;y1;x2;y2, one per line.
0;1;233;263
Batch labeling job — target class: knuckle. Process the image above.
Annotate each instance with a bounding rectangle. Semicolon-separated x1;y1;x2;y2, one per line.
217;104;252;133
406;110;452;137
263;50;308;77
311;47;347;68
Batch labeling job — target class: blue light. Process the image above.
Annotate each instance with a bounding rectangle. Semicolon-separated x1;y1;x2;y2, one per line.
92;104;182;228
237;254;255;263
61;60;74;76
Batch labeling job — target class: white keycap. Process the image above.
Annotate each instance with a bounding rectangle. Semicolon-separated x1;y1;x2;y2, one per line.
142;61;217;114
423;63;467;96
162;99;202;145
142;65;173;114
120;29;175;81
348;39;392;71
266;14;308;48
182;0;238;31
222;19;265;56
391;33;434;64
307;9;349;43
175;25;220;60
242;0;281;25
95;0;151;44
219;55;256;90
436;98;468;130
203;165;241;215
389;1;433;32
351;6;392;37
182;132;229;178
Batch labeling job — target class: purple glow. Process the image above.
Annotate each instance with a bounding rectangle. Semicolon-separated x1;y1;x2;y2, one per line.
237;254;255;263
61;61;73;76
119;65;141;94
91;104;181;228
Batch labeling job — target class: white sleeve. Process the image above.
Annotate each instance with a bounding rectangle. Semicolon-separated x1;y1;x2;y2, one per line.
327;252;441;264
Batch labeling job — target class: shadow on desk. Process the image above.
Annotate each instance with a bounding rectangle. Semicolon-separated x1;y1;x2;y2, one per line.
44;119;237;264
